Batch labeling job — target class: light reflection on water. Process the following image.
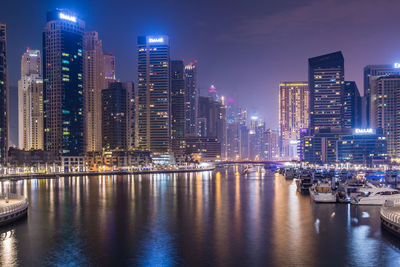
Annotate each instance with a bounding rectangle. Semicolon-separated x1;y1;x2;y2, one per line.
0;167;399;266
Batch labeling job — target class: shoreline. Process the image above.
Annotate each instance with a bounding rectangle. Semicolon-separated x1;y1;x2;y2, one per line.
0;167;216;181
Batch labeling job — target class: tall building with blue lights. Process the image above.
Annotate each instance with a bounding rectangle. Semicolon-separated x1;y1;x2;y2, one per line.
43;9;85;156
137;36;170;153
184;61;198;136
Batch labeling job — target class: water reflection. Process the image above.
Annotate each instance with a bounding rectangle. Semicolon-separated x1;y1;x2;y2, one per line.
0;169;398;265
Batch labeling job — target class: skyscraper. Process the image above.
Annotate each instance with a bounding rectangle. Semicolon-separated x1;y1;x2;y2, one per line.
184;61;198;136
171;60;186;156
208;84;218;101
18;49;43;150
102;82;134;150
279;82;309;160
84;31;105;153
0;24;8;164
137;36;170;153
43;9;85;156
364;64;400;127
103;52;116;82
308;51;344;130
343;81;362;128
370;75;400;157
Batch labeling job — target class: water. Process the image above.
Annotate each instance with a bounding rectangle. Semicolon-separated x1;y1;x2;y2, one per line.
0;166;400;266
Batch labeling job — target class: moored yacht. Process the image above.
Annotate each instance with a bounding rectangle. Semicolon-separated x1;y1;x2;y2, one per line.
296;172;313;193
351;183;400;205
309;181;337;203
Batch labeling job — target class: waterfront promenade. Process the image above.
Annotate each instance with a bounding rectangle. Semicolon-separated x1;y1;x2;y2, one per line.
0;166;215;180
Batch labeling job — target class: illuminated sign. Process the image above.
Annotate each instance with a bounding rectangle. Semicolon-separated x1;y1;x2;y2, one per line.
289;140;300;145
354;128;375;135
395;63;400;68
148;37;164;43
29;54;38;57
59;13;77;23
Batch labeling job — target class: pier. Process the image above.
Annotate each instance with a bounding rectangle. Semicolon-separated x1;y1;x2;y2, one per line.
380;200;400;236
0;193;28;226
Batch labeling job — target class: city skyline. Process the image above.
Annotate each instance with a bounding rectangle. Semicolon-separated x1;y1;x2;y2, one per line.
3;0;400;142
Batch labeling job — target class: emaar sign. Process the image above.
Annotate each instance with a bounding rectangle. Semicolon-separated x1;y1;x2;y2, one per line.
147;36;167;44
354;128;375;135
59;13;77;23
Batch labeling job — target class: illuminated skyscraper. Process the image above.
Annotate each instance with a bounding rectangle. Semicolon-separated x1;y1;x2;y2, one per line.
102;82;134;150
279;82;309;160
364;64;400;127
137;36;170;153
103;52;116;82
309;51;344;130
343;81;361;129
84;31;105;153
0;24;8;163
370;75;400;157
43;9;85;156
208;84;217;101
171;60;186;156
18;49;43;150
184;62;198;136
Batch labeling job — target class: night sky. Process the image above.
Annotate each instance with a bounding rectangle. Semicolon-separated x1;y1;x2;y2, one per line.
2;0;400;144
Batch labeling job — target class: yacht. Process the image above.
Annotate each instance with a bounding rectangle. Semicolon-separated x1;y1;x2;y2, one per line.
309;181;337;203
351;183;400;205
296;172;313;193
284;168;297;180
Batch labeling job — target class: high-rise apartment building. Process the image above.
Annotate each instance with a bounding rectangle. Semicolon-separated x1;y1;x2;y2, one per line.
84;31;105;153
171;60;186;156
184;62;198;136
137;36;170;153
18;49;43;150
343;81;362;129
102;82;134;150
263;129;279;161
309;51;344;130
364;64;400;127
103;52;116;82
370;75;400;157
43;9;85;156
0;24;8;163
279;82;309;160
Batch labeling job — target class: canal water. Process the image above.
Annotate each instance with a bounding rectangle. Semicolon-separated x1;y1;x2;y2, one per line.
0;166;400;266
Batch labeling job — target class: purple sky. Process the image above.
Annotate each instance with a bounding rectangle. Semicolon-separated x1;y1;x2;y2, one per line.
2;0;400;144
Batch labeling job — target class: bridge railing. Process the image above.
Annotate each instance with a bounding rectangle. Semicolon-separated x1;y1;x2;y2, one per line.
0;194;28;217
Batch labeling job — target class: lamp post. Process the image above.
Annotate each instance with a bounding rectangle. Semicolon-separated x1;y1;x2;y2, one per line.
5;180;9;203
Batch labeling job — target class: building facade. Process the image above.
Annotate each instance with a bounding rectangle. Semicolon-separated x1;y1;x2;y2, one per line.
343;81;362;129
0;24;8;164
43;9;85;156
279;82;309;160
184;62;198;136
171;60;186;157
137;36;170;153
84;31;105;153
370;75;400;158
18;49;43;150
309;51;344;130
364;64;400;127
102;82;134;150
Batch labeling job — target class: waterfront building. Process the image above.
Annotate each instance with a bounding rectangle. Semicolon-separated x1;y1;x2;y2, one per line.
364;64;400;127
184;61;198;136
249;116;265;160
370;75;400;158
185;137;221;161
137;35;170;153
18;49;43;150
279;82;309;160
0;24;8;164
239;124;249;159
84;31;105;153
343;81;362;129
226;122;240;160
102;82;134;150
262;129;280;161
8;147;58;167
308;51;345;130
301;128;352;164
43;9;85;156
171;60;186;157
337;128;388;167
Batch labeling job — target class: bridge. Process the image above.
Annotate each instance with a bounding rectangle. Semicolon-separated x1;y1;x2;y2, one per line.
215;160;290;167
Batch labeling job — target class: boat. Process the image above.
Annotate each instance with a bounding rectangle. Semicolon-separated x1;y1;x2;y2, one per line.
309;181;337;203
284;168;296;180
351;183;400;206
296;172;313;193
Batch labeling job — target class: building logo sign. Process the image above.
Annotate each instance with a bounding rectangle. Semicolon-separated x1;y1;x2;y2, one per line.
354;128;375;135
147;36;165;44
394;63;400;68
59;13;77;23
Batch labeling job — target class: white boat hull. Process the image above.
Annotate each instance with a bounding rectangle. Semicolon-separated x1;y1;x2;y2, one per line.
310;189;337;203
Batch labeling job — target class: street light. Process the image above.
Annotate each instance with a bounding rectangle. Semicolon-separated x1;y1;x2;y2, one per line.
4;180;9;203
